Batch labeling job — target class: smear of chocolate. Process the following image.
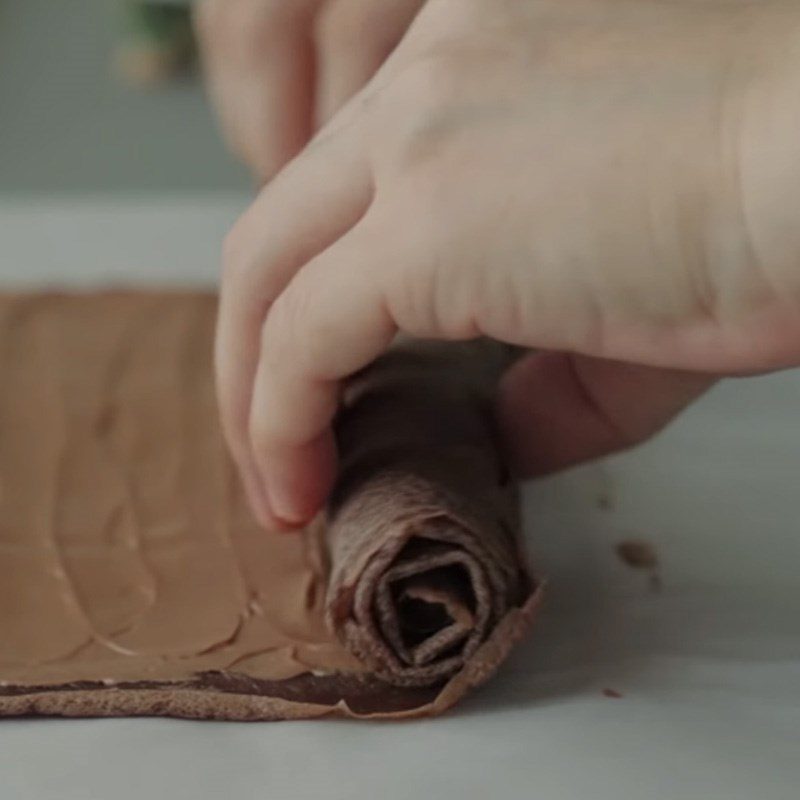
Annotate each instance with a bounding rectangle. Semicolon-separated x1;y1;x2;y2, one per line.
616;540;659;570
0;293;540;721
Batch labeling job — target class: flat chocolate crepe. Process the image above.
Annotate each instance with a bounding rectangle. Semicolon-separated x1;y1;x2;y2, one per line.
0;292;540;720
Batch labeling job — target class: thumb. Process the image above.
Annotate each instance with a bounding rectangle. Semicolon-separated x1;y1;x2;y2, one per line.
497;352;715;478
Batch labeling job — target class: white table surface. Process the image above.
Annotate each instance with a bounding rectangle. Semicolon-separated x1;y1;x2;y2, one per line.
1;197;798;800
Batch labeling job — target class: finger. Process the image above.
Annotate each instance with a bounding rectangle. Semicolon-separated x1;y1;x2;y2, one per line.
235;21;316;180
497;352;715;477
195;0;317;180
192;0;244;157
249;216;398;525
217;132;372;528
313;0;425;125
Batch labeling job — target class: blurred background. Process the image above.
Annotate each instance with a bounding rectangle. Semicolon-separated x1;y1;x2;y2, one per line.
1;3;799;796
0;0;247;195
0;0;246;284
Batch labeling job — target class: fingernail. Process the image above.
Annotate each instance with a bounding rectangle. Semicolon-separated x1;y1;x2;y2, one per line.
253;487;304;533
241;468;292;532
265;472;311;529
261;436;335;530
243;476;273;528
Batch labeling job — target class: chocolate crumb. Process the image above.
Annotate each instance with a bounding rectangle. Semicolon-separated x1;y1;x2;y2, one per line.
602;688;623;699
596;492;613;511
615;540;658;570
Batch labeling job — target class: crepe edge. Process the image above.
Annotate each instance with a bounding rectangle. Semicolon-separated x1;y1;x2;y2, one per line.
0;584;543;722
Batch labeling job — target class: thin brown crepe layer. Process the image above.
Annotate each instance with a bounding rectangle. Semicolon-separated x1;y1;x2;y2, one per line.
0;292;539;720
326;339;532;686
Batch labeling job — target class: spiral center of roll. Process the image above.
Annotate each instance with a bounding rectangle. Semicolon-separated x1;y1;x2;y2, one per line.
386;561;478;666
398;597;453;646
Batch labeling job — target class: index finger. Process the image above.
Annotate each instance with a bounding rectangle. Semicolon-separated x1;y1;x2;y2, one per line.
216;130;372;528
248;214;400;525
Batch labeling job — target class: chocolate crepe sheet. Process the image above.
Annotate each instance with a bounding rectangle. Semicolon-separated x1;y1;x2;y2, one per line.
0;292;540;720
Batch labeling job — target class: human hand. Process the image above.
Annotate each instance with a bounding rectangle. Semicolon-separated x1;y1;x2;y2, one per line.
194;0;425;179
216;0;800;529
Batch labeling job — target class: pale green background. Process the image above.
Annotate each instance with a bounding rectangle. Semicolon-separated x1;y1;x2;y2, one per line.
0;0;248;194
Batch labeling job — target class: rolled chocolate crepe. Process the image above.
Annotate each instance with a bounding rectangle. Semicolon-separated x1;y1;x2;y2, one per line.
326;340;530;686
0;293;539;720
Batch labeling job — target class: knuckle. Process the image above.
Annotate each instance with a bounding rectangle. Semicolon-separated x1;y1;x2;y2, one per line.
378;167;482;341
383;228;476;342
261;286;333;379
386;265;476;342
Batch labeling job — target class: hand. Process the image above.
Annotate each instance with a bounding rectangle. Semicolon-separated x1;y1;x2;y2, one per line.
216;0;800;529
194;0;425;179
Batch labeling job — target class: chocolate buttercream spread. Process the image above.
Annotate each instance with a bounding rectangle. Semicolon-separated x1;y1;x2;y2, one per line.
0;292;540;720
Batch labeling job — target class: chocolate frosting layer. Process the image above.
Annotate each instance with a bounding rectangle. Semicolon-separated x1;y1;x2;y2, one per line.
0;292;538;720
0;293;356;686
